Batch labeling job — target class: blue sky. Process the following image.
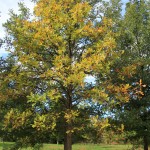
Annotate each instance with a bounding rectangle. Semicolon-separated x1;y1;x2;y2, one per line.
0;0;129;57
0;0;34;56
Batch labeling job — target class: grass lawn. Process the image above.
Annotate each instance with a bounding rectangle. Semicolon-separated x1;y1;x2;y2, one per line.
0;142;133;150
0;142;14;150
47;144;132;150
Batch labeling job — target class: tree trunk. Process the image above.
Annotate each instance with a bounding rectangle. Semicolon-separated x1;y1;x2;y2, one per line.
64;85;73;150
144;135;148;150
64;125;72;150
57;139;59;145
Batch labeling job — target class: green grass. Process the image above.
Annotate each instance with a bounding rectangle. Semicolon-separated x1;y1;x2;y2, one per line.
0;142;133;150
0;142;14;150
46;144;132;150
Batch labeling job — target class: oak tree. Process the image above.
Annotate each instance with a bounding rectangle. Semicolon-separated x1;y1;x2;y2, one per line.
1;1;129;150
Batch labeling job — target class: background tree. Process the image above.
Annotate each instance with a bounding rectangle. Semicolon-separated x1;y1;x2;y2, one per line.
108;0;150;150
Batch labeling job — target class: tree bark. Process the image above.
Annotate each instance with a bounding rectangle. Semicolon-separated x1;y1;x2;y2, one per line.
64;73;73;150
144;135;148;150
64;124;72;150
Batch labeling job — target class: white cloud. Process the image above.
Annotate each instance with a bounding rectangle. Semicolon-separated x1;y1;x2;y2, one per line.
0;0;34;56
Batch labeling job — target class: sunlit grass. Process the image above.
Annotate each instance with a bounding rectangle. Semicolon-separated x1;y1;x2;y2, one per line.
0;142;14;150
0;142;133;150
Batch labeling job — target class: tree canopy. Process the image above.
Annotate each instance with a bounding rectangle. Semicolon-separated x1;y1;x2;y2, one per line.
1;0;149;150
